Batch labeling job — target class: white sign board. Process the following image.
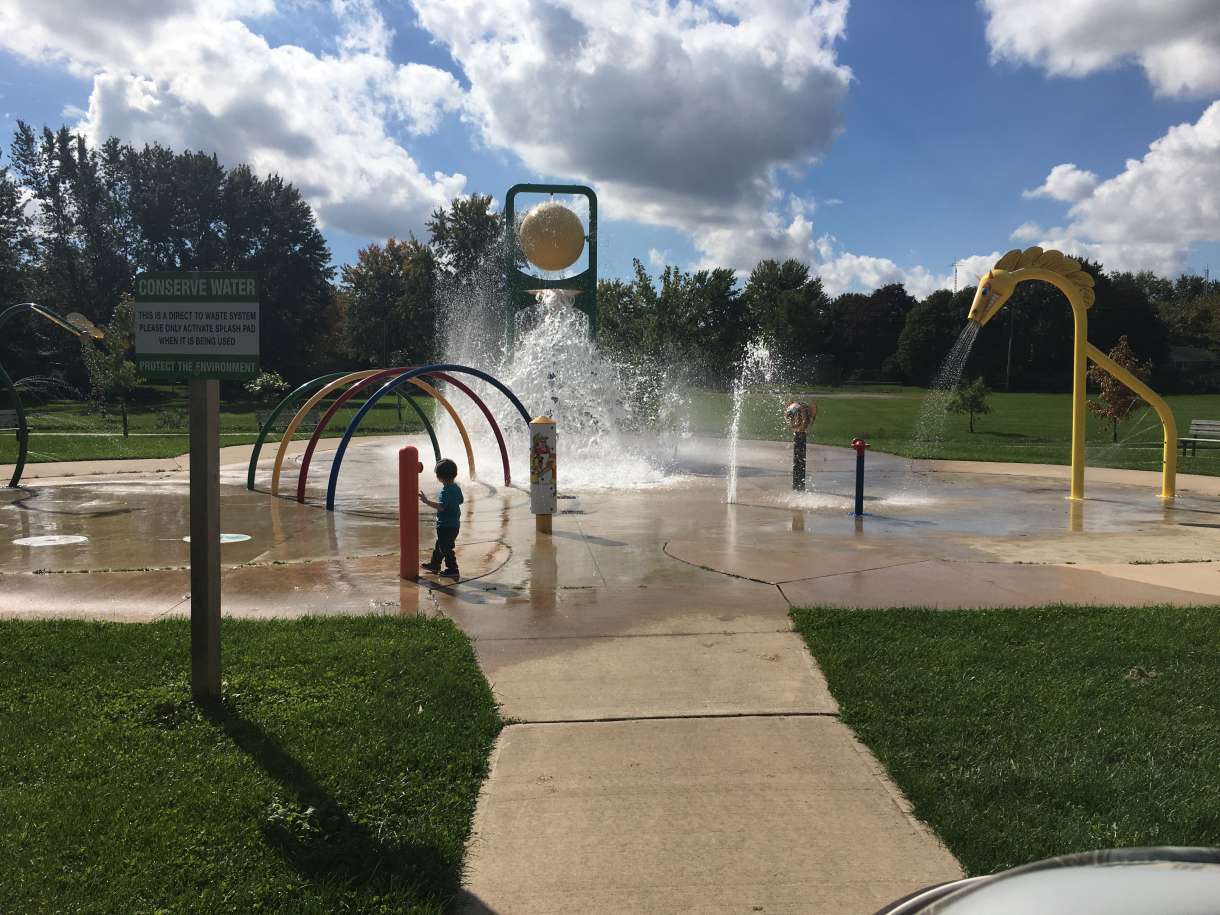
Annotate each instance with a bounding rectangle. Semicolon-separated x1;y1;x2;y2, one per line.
134;272;259;380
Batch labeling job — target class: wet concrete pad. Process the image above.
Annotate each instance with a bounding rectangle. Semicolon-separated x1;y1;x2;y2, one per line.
432;578;790;640
458;717;962;914
665;537;929;584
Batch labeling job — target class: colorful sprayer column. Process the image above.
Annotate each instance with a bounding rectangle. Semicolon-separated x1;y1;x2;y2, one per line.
968;246;1177;501
530;416;557;534
784;401;816;491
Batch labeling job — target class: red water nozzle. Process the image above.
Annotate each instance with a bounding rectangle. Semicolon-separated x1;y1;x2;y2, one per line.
851;438;870;456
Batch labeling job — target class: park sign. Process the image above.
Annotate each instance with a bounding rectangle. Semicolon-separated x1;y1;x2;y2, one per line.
134;272;259;380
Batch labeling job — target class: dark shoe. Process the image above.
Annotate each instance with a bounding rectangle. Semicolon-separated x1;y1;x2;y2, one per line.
421;561;441;573
441;568;460;579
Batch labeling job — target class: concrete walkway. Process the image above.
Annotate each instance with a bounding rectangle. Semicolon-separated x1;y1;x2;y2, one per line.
7;435;1220;912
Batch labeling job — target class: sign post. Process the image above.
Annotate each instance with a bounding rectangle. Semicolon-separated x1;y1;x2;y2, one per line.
134;272;259;704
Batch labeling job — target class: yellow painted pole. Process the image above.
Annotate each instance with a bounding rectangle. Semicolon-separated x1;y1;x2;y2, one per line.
970;252;1175;502
1070;297;1087;501
1086;343;1177;500
270;372;478;496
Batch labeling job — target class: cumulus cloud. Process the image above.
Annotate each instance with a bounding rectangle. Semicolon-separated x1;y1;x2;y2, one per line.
815;247;999;298
981;0;1220;96
414;0;852;238
1017;102;1220;275
1010;221;1044;241
0;0;468;238
1022;163;1098;202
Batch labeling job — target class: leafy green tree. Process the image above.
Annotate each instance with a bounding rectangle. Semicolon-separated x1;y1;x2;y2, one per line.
742;259;826;370
8;125;335;382
1155;274;1220;353
81;296;140;436
1089;270;1169;374
686;266;749;376
219;165;334;380
1088;335;1152;443
947;377;991;433
822;283;916;379
427;194;503;281
341;236;437;366
0;156;34;306
9;123;132;322
893;288;974;385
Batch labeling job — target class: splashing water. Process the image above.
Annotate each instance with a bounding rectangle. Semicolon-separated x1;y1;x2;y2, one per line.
434;276;691;490
910;322;980;460
725;339;779;504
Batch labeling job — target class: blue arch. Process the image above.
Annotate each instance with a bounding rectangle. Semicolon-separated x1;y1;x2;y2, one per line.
326;363;531;510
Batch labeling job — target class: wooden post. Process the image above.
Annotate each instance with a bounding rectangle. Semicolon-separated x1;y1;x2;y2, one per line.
190;378;221;704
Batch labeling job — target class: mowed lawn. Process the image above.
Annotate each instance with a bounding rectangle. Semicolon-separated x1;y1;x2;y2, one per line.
0;389;435;464
791;605;1220;876
691;388;1220;476
0;617;500;914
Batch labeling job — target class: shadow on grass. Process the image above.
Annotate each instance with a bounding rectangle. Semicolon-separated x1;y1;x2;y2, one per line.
202;700;452;900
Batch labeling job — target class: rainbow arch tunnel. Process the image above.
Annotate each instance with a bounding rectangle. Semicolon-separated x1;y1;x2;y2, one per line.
325;364;532;511
269;369;479;498
246;364;524;507
295;369;512;504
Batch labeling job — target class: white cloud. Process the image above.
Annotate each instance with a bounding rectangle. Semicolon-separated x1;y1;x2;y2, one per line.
647;247;669;269
814;245;1000;299
1010;221;1044;241
0;0;468;238
1018;102;1220;275
1022;163;1098;202
981;0;1220;96
414;0;852;241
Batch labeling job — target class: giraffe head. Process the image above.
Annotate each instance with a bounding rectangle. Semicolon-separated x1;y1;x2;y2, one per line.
967;268;1017;327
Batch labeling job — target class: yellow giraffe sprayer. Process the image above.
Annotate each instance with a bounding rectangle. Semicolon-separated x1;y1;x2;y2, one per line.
967;246;1176;501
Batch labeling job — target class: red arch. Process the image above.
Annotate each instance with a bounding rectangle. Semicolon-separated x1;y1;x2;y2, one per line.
295;367;512;504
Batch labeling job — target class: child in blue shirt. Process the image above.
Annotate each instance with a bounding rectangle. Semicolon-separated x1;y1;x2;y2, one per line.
419;458;464;578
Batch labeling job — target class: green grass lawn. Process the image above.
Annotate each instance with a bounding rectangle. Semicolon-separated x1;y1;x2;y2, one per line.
1;387;435;464
0;617;501;914
691;388;1220;476
791;605;1220;876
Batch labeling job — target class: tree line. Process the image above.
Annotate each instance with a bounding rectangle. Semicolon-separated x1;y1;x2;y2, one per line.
3;125;1219;397
598;259;1220;392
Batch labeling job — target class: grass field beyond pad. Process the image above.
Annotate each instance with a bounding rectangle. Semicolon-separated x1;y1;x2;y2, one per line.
0;617;500;914
791;605;1220;877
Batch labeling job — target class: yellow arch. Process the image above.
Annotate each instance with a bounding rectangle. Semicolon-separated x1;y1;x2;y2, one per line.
969;249;1176;501
269;370;477;497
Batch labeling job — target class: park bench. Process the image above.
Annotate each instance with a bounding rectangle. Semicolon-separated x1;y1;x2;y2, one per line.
0;409;20;433
1178;419;1220;456
256;408;322;435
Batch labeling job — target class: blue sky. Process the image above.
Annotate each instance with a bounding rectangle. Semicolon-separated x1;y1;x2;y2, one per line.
1;0;1218;296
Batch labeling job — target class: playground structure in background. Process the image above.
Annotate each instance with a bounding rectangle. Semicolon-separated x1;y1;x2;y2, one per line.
968;246;1177;501
246;362;534;511
1;302;103;488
